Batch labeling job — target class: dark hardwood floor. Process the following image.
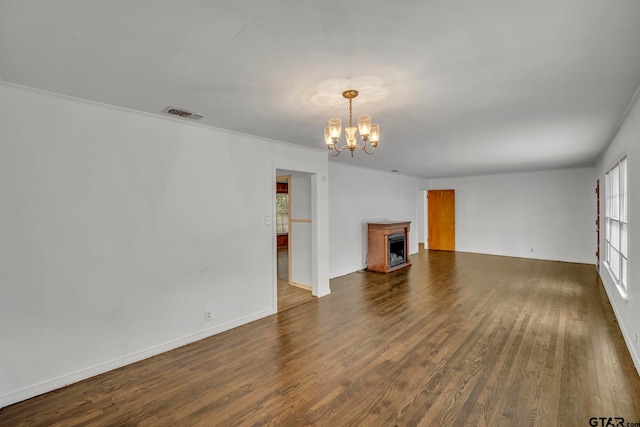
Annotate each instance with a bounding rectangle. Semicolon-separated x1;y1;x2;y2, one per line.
2;249;640;426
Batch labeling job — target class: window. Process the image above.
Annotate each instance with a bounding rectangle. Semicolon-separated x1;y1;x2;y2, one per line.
276;193;289;234
604;156;628;295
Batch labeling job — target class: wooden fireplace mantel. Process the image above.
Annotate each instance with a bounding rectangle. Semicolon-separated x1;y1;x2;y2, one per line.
367;221;411;273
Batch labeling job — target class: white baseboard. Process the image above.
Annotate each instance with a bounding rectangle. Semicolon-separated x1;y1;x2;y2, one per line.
289;281;312;291
0;308;274;409
598;271;640;378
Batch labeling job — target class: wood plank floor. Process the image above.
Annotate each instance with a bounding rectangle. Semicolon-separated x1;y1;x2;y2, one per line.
277;248;315;312
2;249;640;426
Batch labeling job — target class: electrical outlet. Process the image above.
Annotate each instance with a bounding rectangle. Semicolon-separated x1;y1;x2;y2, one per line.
530;247;534;252
205;311;212;322
635;332;638;346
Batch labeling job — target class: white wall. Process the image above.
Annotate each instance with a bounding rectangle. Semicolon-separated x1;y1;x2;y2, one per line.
429;168;596;264
417;190;427;245
328;163;429;278
596;91;640;375
0;83;330;407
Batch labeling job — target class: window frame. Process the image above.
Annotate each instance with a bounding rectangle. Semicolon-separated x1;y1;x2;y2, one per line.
604;155;628;298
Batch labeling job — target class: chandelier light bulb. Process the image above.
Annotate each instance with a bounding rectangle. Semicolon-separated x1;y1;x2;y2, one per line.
324;127;333;146
328;118;342;140
345;127;358;148
370;124;380;146
358;115;371;138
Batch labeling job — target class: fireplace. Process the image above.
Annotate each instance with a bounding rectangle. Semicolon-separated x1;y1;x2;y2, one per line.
388;233;406;267
367;222;411;273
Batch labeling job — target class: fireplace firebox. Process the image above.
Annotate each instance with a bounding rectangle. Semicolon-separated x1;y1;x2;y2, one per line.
387;233;406;268
367;222;411;273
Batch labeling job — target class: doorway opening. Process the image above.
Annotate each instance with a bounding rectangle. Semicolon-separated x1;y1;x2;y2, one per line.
276;172;315;312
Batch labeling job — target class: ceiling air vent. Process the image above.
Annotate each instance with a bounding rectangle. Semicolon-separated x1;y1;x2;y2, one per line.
163;106;203;121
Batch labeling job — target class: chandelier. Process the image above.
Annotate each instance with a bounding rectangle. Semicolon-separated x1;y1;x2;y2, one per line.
324;90;380;157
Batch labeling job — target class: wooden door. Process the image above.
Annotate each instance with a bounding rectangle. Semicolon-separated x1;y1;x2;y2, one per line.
428;190;455;251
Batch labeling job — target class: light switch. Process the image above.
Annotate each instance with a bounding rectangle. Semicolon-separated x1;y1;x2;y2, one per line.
265;216;271;225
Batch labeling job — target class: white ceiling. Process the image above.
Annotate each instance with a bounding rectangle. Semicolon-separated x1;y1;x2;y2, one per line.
1;0;639;178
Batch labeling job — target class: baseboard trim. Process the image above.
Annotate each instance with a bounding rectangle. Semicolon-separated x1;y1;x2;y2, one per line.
0;308;274;409
289;281;312;291
455;249;595;265
598;270;640;378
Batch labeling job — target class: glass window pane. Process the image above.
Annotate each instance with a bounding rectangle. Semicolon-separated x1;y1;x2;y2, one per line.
621;158;628;222
610;247;620;282
611;220;620;250
276;194;289;214
613;165;620;219
621;222;628;257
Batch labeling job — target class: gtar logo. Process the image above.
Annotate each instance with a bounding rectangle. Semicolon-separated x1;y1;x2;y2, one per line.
589;417;625;427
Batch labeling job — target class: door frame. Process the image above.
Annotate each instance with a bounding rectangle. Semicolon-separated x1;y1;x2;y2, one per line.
272;165;330;310
596;179;600;270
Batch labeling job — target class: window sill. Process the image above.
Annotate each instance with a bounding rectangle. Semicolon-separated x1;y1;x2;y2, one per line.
616;283;629;301
604;262;629;301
